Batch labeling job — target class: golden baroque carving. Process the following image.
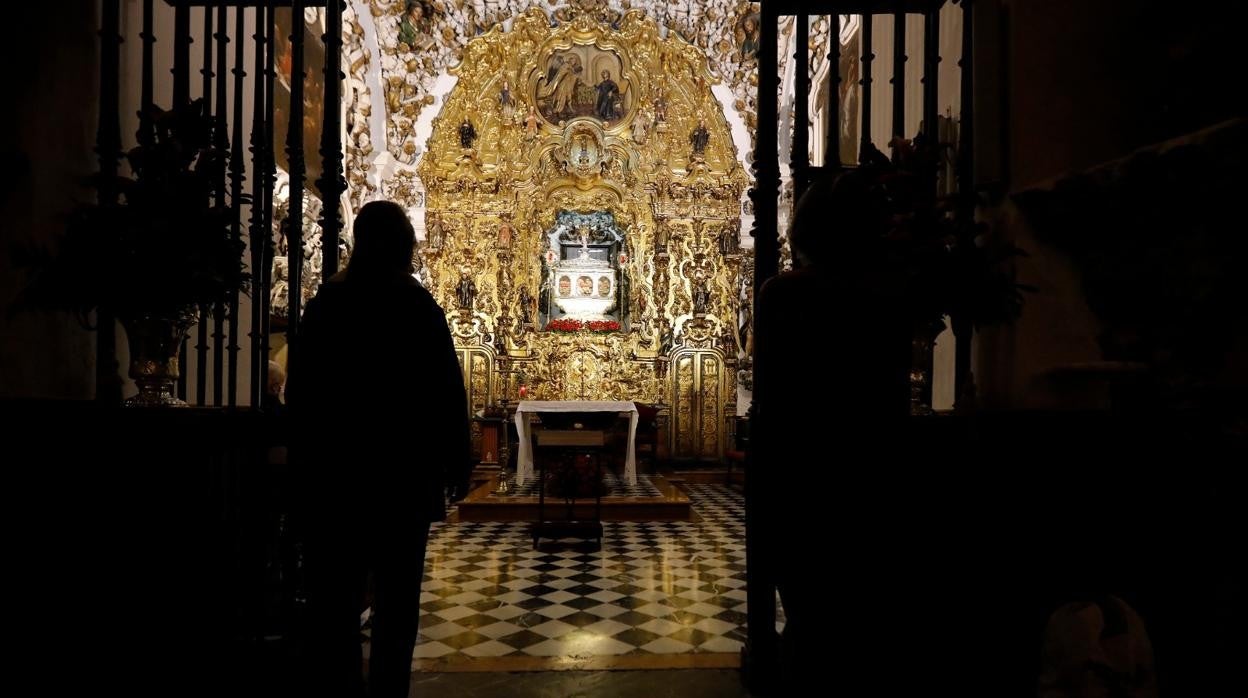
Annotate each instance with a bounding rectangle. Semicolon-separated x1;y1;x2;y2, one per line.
411;6;747;457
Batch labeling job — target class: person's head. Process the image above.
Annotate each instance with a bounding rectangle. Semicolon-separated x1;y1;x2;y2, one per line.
347;200;416;280
789;169;889;268
601;70;610;80
267;360;286;398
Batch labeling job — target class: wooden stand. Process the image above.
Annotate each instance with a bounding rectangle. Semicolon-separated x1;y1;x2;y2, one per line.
532;428;605;548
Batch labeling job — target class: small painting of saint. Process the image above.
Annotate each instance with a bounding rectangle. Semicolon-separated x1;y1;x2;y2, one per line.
595;70;621;121
558;276;572;297
735;12;761;62
577;276;593;296
398;1;435;52
597;276;611;298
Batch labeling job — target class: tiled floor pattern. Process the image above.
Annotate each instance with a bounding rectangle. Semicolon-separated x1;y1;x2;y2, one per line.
405;484;750;667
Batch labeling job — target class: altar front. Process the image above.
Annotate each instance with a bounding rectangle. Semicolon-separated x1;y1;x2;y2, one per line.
515;400;639;485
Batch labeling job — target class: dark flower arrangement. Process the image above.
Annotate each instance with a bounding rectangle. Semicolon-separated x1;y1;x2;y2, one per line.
545;453;607;499
545;318;620;333
22;99;249;322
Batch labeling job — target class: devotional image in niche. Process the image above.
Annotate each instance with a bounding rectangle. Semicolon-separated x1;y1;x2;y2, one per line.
535;46;630;125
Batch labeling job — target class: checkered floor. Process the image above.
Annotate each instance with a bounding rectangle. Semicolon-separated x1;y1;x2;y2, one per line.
494;472;663;499
401;484;754;661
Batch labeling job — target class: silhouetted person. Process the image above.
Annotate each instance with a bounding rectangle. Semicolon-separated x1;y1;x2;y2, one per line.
752;171;911;690
262;359;286;414
286;200;472;698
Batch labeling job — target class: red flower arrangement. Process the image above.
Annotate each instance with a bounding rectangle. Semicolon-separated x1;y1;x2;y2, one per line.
545;318;620;333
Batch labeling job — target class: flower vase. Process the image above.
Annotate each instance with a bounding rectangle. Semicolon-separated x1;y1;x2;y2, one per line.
121;310;198;407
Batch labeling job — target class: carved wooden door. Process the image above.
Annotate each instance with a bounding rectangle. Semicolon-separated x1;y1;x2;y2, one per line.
671;348;725;461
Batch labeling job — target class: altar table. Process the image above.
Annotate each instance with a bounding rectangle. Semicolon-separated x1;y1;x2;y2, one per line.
514;400;638;486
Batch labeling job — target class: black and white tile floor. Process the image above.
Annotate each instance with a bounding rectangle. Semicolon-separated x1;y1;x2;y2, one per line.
410;484;755;661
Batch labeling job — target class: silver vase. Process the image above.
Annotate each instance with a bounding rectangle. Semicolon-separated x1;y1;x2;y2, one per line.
121;309;198;407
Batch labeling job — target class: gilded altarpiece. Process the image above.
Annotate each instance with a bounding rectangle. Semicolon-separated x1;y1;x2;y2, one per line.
417;8;747;461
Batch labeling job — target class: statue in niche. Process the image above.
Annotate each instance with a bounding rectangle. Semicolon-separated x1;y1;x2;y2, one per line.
518;285;533;325
425;213;444;249
499;80;515;122
458;118;477;149
692;272;710;315
496;216;514;249
653;96;667;126
524;105;540;140
689;117;710;156
456;268;477;309
719;226;739;255
270;256;290;319
631;105;650;144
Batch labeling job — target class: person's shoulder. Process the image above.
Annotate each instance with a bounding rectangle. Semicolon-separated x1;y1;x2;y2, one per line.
759;266;824;302
397;278;451;316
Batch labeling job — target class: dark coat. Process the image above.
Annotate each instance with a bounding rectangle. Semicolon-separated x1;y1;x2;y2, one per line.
286;275;472;525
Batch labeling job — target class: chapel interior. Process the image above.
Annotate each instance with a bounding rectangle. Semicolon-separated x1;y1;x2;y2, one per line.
2;1;1243;696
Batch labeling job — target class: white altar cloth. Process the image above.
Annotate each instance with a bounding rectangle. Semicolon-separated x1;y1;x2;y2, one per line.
514;400;638;486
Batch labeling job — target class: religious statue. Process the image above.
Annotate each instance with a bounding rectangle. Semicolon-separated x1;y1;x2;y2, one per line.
653;96;667;125
524;105;540;140
595;70;621;121
692;273;710;315
631;106;650;144
456;268;477;309
498;80;515;122
738;287;754;355
496;216;514;248
458;118;477;149
689;118;710;156
270;256;290;319
719;226;738;255
425;213;444;249
518;285;533;325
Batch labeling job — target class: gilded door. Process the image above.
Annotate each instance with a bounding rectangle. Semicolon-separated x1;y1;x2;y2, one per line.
671;348;724;461
456;347;494;417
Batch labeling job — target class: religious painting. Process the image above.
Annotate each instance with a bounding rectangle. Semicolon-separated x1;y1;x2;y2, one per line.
735;10;761;63
273;7;325;195
597;276;611;297
396;0;437;52
535;45;630;126
577;276;594;296
558;275;572;297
